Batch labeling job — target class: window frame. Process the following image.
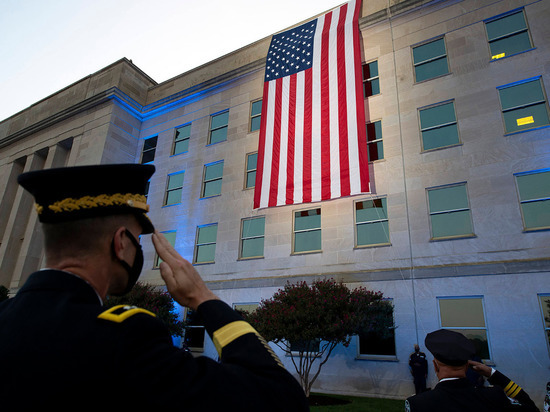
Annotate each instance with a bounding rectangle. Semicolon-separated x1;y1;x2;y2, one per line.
366;120;384;162
172;123;191;156
163;171;185;206
418;100;461;152
412;36;450;83
154;230;176;268
239;216;266;260
484;8;534;61
244;152;258;189
514;169;550;231
250;99;262;132
140;135;158;164
362;60;380;97
208;110;229;145
201;160;224;199
183;308;205;352
193;223;218;264
427;182;475;241
292;207;322;254
354;196;391;248
357;298;396;361
437;296;492;361
497;77;550;135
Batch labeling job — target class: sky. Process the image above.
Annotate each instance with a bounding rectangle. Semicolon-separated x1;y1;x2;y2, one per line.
0;0;342;121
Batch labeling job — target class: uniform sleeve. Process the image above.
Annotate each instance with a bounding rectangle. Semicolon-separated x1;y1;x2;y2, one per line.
488;370;539;411
113;300;309;411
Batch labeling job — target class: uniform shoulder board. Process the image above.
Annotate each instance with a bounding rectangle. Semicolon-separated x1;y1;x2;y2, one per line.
98;304;156;323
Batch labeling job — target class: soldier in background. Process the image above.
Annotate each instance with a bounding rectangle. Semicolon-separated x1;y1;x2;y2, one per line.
409;344;428;394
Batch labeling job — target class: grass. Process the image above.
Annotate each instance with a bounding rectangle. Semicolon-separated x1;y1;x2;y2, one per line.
309;393;404;412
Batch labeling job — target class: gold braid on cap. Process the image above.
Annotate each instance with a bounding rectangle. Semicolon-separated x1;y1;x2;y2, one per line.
35;193;149;215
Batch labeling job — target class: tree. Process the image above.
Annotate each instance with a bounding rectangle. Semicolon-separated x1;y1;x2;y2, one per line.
104;282;185;337
243;279;394;397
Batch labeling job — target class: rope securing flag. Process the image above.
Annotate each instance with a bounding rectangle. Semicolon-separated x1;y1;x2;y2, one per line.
254;0;369;209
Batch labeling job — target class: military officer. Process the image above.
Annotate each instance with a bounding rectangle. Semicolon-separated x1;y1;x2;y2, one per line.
409;344;428;394
405;329;538;411
0;164;308;411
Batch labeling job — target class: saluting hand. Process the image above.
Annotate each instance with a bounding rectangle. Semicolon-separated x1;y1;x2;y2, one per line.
152;230;218;310
468;360;492;377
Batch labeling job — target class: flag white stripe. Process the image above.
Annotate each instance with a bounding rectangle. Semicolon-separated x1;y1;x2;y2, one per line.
294;71;305;204
277;76;290;206
310;13;324;203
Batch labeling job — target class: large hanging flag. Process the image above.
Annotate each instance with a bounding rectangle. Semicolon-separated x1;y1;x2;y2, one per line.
254;0;369;209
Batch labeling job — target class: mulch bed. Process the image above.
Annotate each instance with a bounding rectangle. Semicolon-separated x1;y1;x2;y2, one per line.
308;394;351;406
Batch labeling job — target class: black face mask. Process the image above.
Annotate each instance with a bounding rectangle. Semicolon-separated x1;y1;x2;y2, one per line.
112;229;143;296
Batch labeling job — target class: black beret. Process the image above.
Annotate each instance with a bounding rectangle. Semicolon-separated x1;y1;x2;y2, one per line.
425;329;475;366
18;164;155;234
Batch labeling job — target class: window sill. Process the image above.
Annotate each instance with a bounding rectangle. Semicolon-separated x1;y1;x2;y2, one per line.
193;261;215;266
200;194;221;200
354;242;391;249
522;226;550;233
162;202;181;208
489;48;535;63
291;250;322;256
430;234;476;242
356;354;398;362
421;143;463;153
504;123;550;136
237;256;265;261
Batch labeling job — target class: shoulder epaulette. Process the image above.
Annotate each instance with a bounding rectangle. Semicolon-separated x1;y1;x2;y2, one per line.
98;304;156;323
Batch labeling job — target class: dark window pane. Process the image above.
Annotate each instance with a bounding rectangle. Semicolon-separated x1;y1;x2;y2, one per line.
167;173;184;190
422;124;459;150
357;221;390;246
197;225;218;244
489;31;532;58
499;80;545;110
420;103;456;129
294;230;321;252
251;100;262;116
250;116;262;132
486;11;527;41
173;139;189;154
247;153;258;170
143;136;158;151
516;171;550;200
413;39;446;64
359;329;396;356
430;210;473;238
356;198;387;222
210;127;227;144
522;200;550;229
203;180;222;197
415;57;449;82
368;140;383;161
196;244;216;263
165;189;182;205
294;209;321;230
205;163;224;180
502;103;549;133
211;111;229;129
428;185;469;213
241;238;264;258
242;217;265;237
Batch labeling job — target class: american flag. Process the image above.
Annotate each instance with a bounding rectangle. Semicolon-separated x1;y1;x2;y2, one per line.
254;0;369;209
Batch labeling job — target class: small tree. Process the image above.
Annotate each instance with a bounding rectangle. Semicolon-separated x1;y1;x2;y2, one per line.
104;282;185;337
244;279;393;396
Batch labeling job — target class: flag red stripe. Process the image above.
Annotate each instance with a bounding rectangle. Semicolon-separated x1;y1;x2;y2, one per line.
303;69;313;203
337;4;351;197
268;78;283;207
320;12;332;201
286;74;297;204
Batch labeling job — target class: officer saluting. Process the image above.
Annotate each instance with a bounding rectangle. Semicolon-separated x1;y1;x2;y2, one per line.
0;164;308;411
405;329;538;411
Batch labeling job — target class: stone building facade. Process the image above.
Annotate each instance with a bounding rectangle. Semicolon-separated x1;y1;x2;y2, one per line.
1;0;549;404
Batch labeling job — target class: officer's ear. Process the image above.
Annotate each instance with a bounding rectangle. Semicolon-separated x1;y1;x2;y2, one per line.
111;227;128;261
432;359;440;374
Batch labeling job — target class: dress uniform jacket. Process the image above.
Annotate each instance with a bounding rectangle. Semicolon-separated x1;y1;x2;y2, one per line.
405;370;539;411
0;270;309;410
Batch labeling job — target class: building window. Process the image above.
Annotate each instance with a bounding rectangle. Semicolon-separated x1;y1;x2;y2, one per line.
173;124;191;155
412;37;449;82
362;61;379;97
145;180;150;200
366;120;383;161
498;77;550;134
245;152;258;189
194;224;218;264
240;216;265;259
209;110;229;145
419;101;460;151
141;136;157;164
293;208;321;254
515;170;550;231
184;308;205;352
201;161;224;198
485;9;533;60
438;297;490;360
154;230;176;267
164;171;184;206
250;100;262;132
427;183;474;240
358;300;395;359
538;294;550;356
233;303;259;315
355;197;390;247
